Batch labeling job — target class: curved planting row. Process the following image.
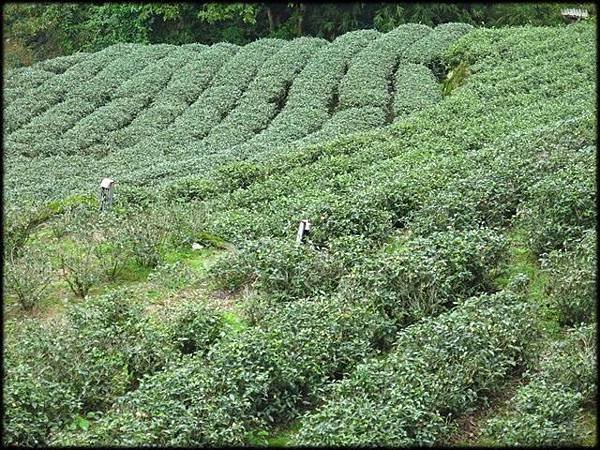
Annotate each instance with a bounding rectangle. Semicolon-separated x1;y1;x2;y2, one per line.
3;52;90;106
120;30;380;187
295;288;539;446
32;51;91;74
338;24;431;111
190;36;328;154
49;226;506;446
6;44;178;157
481;323;596;446
58;46;203;154
103;39;285;185
393;63;441;120
158;38;285;151
3;290;227;447
227;29;382;158
3;68;55;106
315;24;432;132
106;43;239;150
402;22;474;75
4;44;141;135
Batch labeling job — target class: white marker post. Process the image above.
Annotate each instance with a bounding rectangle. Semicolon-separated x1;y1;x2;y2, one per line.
99;178;115;212
561;8;589;21
296;219;311;244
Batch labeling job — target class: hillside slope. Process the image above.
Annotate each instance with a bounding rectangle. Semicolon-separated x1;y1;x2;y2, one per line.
2;21;596;447
4;22;470;205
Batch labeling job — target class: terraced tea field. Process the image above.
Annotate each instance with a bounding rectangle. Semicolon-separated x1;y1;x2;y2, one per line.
3;21;596;447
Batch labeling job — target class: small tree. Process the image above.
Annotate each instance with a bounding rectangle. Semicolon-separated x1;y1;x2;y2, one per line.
4;248;54;311
92;218;135;282
59;244;100;298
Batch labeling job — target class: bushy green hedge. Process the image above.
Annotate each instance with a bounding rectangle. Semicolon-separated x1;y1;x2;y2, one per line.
518;147;595;256
192;37;327;153
6;44;174;157
295;288;540;446
54;295;390;446
4;43;129;134
393;62;440;119
161;38;284;148
108;43;238;150
167;29;382;171
32;51;91;74
542;229;596;326
338;23;431;111
208;234;378;302
2;290;225;446
481;324;596;446
403;22;473;76
340;228;506;326
3;67;55;105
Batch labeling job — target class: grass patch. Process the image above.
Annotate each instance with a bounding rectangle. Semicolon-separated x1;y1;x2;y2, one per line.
222;311;248;333
495;227;559;338
442;60;469;96
163;246;223;274
577;409;597;446
246;420;302;447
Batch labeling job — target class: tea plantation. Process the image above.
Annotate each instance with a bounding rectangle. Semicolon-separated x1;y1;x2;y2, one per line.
2;21;596;447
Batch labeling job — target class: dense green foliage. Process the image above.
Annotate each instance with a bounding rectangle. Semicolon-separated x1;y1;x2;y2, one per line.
3;290;225;446
542;230;596;326
2;18;596;448
481;324;596;446
3;2;595;69
295;288;540;446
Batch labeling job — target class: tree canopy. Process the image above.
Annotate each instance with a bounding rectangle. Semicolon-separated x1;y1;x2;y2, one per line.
2;2;596;69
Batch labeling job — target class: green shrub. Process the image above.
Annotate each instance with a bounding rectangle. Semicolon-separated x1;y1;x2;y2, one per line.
209;237;344;301
60;295;390;446
59;242;101;298
3;202;55;259
340;227;506;327
338;23;432;111
3;290;226;447
295;288;540;446
403;22;474;77
482;324;596;446
394;62;441;119
542;229;596;326
3;247;54;311
3;319;81;446
518;147;595;255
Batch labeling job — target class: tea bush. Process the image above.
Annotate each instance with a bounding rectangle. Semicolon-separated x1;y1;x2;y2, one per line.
403;22;474;77
107;43;238;150
32;51;91;74
340;228;506;326
296;289;540;446
482;324;596;446
542;229;596;326
2;21;596;447
518;147;595;256
209;237;344;301
393;62;440;119
3;67;54;105
338;23;431;111
161;38;284;149
4;247;54;311
3;290;226;446
58;295;390;446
